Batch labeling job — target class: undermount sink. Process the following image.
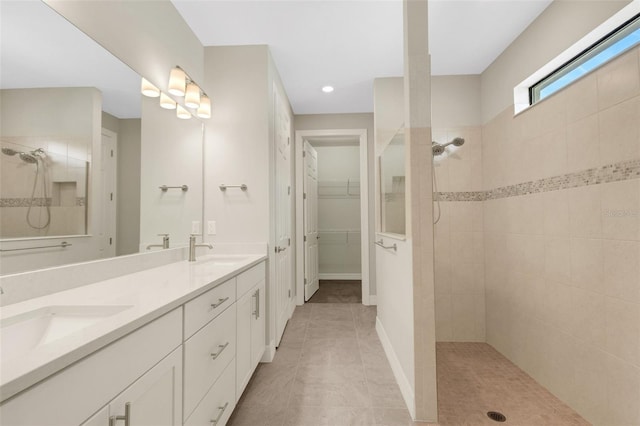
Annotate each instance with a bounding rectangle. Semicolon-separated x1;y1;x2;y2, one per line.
0;305;132;361
195;255;249;267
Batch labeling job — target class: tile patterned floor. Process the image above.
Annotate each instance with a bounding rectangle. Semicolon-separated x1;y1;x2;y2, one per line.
436;343;589;426
228;304;589;426
307;281;362;304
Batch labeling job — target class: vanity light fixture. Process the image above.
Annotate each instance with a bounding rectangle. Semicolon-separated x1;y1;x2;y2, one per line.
168;66;187;96
184;82;201;108
141;78;160;97
197;95;212;119
176;105;191;120
159;92;177;110
322;86;334;93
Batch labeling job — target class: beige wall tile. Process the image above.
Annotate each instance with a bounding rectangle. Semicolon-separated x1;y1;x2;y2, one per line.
605;297;640;367
597;50;640;111
566;114;600;172
601;179;640;241
543;190;570;237
570;237;604;294
544;236;571;282
570;287;607;350
435;293;453;341
568;185;602;238
605;354;640;425
565;73;599;124
598;97;640;166
572;345;608;425
451;295;478;341
603;240;640;304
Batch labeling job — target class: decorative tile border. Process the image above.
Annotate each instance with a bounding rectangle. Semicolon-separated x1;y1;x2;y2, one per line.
0;197;87;207
437;158;640;202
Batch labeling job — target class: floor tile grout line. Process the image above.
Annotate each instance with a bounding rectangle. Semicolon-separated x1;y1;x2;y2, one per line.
351;303;380;425
279;307;309;426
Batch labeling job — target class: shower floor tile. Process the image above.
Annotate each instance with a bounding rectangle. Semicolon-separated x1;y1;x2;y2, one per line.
228;305;588;425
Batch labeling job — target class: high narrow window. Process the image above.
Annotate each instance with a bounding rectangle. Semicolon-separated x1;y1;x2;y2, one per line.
530;13;640;105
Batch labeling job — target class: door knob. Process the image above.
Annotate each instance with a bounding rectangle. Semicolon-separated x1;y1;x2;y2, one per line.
275;246;286;253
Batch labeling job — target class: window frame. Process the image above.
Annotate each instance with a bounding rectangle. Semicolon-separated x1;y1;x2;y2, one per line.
529;13;640;106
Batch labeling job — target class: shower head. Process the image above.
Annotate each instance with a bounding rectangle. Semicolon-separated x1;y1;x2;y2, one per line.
432;137;465;156
19;153;38;164
1;147;19;156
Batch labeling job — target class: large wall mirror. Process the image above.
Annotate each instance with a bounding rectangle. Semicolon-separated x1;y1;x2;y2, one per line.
379;126;405;236
0;1;204;275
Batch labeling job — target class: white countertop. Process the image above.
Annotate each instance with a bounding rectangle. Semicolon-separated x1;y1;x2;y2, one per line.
0;254;266;402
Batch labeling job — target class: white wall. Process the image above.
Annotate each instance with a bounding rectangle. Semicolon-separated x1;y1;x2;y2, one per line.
0;87;104;274
295;113;376;294
432;75;481;127
139;97;203;249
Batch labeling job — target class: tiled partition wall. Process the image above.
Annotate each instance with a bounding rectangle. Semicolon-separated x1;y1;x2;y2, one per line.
482;47;640;425
433;126;486;342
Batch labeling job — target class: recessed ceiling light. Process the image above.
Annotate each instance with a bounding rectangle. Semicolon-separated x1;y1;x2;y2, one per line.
322;86;334;93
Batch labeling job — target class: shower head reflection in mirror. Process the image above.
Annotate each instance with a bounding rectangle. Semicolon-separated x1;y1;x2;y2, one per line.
0;140;90;238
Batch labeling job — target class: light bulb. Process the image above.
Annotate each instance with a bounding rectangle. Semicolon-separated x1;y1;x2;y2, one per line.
197;95;211;119
159;93;176;110
322;86;334;93
168;67;186;96
185;82;201;108
141;78;160;97
176;105;191;119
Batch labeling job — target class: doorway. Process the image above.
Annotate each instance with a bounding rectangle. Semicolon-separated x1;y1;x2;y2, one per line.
295;129;370;306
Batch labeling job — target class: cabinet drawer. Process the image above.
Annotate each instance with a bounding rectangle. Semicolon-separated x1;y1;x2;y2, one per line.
184;358;236;426
236;261;265;298
184;278;236;338
183;304;236;420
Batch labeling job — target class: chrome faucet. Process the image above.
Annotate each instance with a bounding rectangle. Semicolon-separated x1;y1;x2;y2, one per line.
146;233;170;250
189;234;213;262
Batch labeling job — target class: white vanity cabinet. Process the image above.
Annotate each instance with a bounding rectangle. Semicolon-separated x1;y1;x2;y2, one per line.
81;347;183;426
235;263;267;400
0;308;182;426
0;259;267;426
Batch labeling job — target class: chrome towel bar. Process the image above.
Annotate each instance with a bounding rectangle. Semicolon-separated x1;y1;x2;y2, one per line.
159;185;189;192
375;240;397;251
219;184;247;191
0;241;72;252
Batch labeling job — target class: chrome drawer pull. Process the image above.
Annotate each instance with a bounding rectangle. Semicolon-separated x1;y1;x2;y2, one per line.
109;402;131;426
252;289;260;319
210;402;229;424
210;297;229;309
210;342;229;359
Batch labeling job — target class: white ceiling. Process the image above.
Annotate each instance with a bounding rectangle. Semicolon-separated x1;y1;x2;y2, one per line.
172;0;553;115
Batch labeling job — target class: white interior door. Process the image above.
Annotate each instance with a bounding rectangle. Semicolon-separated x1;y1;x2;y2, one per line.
303;141;319;301
274;88;292;346
101;129;117;258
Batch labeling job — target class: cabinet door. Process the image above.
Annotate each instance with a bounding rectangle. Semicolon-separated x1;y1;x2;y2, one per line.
109;347;182;426
250;280;266;367
235;288;253;401
81;405;109;426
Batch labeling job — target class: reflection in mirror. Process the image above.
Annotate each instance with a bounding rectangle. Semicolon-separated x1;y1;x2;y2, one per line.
0;1;145;274
379;126;405;236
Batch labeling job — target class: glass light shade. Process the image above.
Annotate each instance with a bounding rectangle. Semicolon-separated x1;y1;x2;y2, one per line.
176;105;191;119
159;93;177;110
184;82;201;108
141;78;160;97
197;95;211;118
168;67;186;96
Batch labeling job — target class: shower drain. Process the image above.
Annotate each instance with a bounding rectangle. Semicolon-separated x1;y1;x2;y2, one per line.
487;411;507;422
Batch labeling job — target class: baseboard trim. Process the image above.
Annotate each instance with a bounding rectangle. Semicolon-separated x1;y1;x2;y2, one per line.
376;317;415;419
318;273;362;280
261;339;276;363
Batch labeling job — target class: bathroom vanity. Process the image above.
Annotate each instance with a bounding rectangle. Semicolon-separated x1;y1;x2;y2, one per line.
0;254;267;426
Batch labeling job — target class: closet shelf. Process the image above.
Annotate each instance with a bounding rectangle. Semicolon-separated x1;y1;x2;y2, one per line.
318;179;360;199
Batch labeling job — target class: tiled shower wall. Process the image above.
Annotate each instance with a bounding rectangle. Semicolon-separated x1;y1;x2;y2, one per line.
433;126;486;342
482;46;640;425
